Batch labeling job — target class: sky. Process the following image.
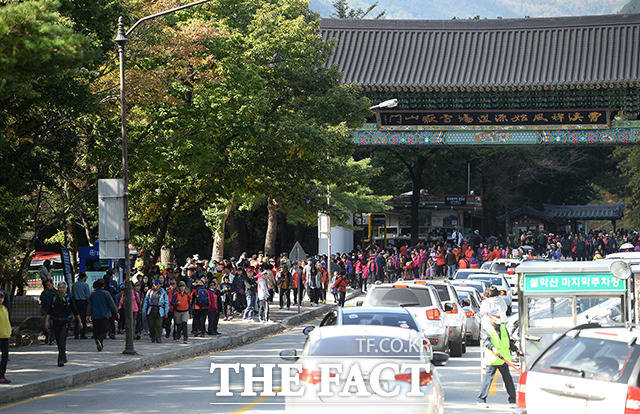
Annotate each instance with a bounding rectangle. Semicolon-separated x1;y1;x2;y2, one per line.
310;0;630;19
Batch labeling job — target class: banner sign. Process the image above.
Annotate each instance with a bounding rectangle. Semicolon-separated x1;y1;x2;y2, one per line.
523;273;626;293
445;196;466;206
60;248;73;285
377;109;613;131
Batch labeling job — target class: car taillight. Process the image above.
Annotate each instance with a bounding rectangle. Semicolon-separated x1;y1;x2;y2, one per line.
516;371;527;409
507;268;515;275
499;290;507;296
299;369;335;385
446;303;458;314
626;385;640;413
394;370;433;387
426;308;441;320
465;311;474;317
423;339;432;352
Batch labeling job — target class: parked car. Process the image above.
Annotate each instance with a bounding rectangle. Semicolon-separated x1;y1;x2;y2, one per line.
282;325;447;414
315;306;423;336
489;258;521;295
452;286;481;345
360;283;449;353
449;279;490;296
468;273;513;315
413;280;467;357
452;268;492;280
516;324;640;414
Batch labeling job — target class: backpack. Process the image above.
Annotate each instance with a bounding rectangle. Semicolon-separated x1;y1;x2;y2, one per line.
196;288;209;307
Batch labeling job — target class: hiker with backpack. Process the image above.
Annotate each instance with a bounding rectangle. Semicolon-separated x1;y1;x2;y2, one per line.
171;281;191;343
190;280;209;337
206;281;220;335
141;279;169;343
331;271;349;307
242;268;258;321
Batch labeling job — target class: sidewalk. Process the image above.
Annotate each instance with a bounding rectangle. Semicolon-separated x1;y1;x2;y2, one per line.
0;291;359;404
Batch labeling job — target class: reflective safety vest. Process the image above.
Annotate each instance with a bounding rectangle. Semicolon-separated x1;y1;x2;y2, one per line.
483;321;511;366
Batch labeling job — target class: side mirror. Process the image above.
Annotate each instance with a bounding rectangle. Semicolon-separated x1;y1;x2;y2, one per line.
443;303;454;312
431;351;449;366
302;326;315;336
279;349;298;361
462;299;470;307
356;301;363;307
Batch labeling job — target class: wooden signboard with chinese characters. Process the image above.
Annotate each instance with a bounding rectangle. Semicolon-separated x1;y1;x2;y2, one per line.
376;109;614;131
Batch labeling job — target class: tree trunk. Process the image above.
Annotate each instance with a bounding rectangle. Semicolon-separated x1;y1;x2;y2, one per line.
62;181;78;274
79;211;92;246
504;209;510;243
210;198;234;261
160;245;172;266
264;199;278;256
410;156;426;246
294;222;305;245
228;211;242;259
65;216;79;275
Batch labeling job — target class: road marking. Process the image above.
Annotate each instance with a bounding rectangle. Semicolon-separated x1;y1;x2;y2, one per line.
0;322;312;411
488;373;499;396
232;387;283;413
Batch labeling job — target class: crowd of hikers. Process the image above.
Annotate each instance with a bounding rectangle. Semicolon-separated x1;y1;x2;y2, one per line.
29;227;640;373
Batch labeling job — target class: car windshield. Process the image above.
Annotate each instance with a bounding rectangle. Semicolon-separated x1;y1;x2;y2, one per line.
491;263;508;273
456;290;479;307
429;284;451;301
367;287;433;307
308;335;421;357
468;283;485;293
342;312;418;330
469;276;504;286
533;336;639;383
453;270;474;280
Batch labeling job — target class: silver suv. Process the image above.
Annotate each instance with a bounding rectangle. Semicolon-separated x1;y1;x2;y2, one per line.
361;282;449;353
415;280;467;357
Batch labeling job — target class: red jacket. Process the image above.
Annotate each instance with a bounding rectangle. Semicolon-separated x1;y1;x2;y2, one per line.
172;290;190;312
206;289;217;312
332;275;348;293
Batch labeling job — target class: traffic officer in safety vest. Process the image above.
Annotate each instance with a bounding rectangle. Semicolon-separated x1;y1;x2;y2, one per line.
477;305;516;408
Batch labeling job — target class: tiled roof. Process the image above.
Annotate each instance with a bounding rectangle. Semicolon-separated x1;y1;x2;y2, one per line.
320;14;640;90
543;204;624;220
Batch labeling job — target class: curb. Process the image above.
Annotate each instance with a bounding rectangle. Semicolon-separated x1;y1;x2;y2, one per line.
0;291;361;405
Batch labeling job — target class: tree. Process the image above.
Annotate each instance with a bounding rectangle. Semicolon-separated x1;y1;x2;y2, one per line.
619;0;640;14
190;0;372;258
331;0;386;19
0;0;120;294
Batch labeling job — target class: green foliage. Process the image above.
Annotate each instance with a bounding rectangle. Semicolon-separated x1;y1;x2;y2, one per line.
331;0;385;19
615;147;640;226
619;0;640;14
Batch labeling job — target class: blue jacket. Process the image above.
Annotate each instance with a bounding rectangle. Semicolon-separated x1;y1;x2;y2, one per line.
142;289;169;317
88;288;118;320
345;261;354;275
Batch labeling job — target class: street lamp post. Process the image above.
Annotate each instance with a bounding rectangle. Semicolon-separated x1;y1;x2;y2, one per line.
114;0;212;355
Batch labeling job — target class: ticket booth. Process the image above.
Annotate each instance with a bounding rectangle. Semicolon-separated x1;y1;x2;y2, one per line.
516;259;632;371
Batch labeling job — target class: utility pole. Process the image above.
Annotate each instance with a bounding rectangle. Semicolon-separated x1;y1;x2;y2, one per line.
327;184;332;287
114;0;213;355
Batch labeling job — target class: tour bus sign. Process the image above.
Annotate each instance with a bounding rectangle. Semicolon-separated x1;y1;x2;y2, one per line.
523;273;626;293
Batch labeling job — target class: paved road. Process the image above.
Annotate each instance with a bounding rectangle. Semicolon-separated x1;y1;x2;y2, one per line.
0;302;519;413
